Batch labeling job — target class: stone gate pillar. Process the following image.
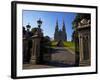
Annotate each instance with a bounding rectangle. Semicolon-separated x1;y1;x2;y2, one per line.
30;29;43;64
30;34;40;64
30;18;43;64
23;38;28;64
77;19;91;66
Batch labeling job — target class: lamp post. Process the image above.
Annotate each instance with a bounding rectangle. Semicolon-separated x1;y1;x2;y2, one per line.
37;18;42;28
26;23;31;32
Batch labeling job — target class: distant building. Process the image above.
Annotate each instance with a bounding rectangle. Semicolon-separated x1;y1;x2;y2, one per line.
54;20;67;41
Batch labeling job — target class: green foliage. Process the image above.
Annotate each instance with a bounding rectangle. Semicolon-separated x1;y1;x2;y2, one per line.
63;41;75;51
50;41;58;48
31;27;38;34
72;13;90;30
40;36;51;54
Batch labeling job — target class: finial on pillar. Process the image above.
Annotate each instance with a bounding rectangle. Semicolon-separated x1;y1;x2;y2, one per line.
26;23;31;31
37;18;42;28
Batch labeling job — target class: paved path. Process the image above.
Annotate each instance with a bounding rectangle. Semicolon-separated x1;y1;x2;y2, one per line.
51;47;75;65
23;64;53;69
23;47;75;69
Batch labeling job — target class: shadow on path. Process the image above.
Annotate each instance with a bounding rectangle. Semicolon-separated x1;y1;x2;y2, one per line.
44;61;75;67
51;47;69;54
43;47;76;67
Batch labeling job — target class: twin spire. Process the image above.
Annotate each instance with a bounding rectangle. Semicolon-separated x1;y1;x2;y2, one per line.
55;19;66;32
54;19;67;41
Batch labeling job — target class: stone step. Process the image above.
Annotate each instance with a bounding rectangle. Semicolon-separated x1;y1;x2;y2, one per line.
79;60;90;66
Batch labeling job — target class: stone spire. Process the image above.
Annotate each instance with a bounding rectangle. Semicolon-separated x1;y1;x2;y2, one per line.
54;20;59;41
62;20;67;41
62;20;66;32
55;20;59;31
54;19;67;41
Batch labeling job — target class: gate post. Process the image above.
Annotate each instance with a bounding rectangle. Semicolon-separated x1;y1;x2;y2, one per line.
30;29;43;64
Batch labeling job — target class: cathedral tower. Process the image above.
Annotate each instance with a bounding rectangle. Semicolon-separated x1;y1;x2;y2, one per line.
54;20;59;41
54;20;67;41
62;20;67;41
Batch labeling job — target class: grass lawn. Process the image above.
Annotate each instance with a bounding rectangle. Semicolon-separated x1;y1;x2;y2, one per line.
50;41;75;52
50;41;57;48
63;41;75;52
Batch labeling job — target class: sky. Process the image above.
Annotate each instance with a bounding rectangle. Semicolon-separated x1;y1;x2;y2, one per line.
22;10;76;41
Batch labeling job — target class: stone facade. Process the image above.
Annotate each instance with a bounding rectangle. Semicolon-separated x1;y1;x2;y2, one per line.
77;19;91;66
54;20;67;41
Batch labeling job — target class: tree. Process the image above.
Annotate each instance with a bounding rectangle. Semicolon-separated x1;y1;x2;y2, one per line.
23;26;26;35
72;13;90;30
31;27;38;34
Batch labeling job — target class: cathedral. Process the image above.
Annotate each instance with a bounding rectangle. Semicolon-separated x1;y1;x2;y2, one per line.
54;20;67;41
